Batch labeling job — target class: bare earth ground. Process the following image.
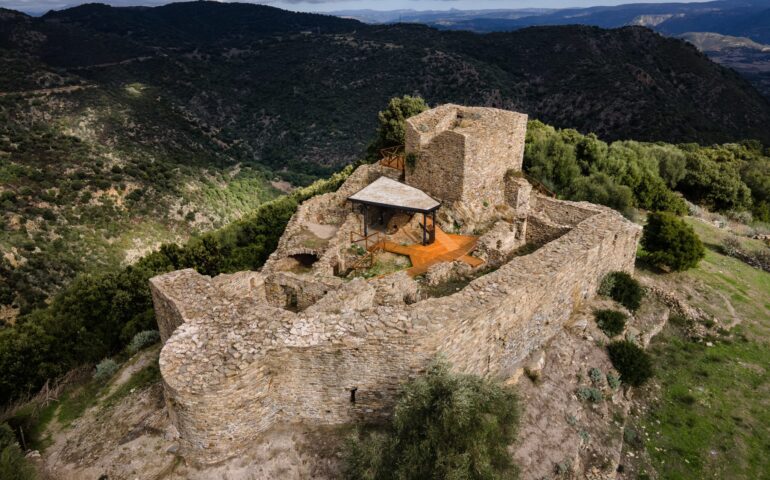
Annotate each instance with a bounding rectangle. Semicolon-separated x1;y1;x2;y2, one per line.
511;296;668;480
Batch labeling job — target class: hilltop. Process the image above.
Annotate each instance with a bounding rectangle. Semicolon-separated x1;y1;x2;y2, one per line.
2;1;770;315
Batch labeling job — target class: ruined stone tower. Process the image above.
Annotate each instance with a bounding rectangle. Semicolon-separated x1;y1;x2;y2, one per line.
404;104;528;208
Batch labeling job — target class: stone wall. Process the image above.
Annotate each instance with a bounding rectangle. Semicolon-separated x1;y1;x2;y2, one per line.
263;272;342;311
475;220;526;267
150;105;642;466
151;196;640;465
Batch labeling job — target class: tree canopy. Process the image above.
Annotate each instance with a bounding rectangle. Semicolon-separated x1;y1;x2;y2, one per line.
641;212;705;272
524;121;770;221
367;96;429;159
344;361;520;480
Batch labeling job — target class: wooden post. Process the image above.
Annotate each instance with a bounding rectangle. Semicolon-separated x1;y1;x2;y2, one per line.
422;212;427;245
363;204;368;238
432;210;436;243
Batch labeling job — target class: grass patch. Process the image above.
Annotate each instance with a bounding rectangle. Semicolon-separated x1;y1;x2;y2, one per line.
350;252;411;279
57;382;102;426
103;361;161;408
632;218;770;479
640;323;769;479
5;380;101;451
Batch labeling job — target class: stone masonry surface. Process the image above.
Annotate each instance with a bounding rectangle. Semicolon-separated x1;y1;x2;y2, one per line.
150;105;641;465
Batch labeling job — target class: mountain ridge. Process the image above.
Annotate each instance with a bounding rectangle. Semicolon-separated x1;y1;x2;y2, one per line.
2;1;770;314
2;2;769;146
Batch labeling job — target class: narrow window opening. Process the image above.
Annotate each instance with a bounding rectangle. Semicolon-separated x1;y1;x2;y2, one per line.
350;387;358;404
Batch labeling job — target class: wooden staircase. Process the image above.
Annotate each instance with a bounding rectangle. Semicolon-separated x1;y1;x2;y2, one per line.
379;145;405;172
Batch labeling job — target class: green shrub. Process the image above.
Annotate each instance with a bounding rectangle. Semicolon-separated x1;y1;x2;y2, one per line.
594;309;627;337
568;172;635;218
0;443;37;480
343;360;519;480
656;147;687;188
0;423;15;449
598;272;644;312
641;212;705;271
606;372;621;390
127;330;160;355
623;426;641;446
93;358;119;384
0;423;36;480
576;387;603;403
588;367;603;385
679;147;752;211
607;340;654;387
367;96;428;159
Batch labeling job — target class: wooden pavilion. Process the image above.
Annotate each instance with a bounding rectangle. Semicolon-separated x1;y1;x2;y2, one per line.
348;176;440;246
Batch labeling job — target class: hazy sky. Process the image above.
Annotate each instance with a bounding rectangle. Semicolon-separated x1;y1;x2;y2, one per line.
2;0;708;15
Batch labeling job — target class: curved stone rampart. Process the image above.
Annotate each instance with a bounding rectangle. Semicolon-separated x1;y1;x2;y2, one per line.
151;200;639;465
150;106;640;465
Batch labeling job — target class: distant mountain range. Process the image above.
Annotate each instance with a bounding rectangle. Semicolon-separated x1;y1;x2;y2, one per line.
5;2;769;151
332;8;553;25
336;1;770;41
333;0;770;98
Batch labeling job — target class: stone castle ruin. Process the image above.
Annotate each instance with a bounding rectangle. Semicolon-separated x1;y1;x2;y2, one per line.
150;104;642;465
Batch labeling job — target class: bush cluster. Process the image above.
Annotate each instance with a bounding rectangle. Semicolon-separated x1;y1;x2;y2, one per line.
641;212;705;271
594;309;627;337
598;272;644;312
93;358;119;384
127;330;161;355
524;122;770;222
607;340;654;387
344;361;520;480
0;423;36;480
577;386;603;403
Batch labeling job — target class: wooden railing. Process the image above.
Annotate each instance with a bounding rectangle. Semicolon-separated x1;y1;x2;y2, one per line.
350;230;383;251
379;145;405;171
349;231;384;270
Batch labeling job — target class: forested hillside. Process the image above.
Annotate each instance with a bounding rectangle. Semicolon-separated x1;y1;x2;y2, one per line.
1;2;770;405
3;2;770;156
2;2;770;316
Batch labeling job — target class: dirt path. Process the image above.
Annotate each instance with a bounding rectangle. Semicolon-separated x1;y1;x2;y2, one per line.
69;55;158;70
0;84;95;97
105;346;159;398
714;290;742;328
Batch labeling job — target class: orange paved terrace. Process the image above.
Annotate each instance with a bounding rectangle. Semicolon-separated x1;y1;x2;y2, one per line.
373;225;484;277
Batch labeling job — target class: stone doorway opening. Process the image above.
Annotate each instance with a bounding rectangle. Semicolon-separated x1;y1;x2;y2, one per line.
289;253;319;268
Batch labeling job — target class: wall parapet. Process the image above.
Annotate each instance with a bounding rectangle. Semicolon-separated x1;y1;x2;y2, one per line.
151;196;640;465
